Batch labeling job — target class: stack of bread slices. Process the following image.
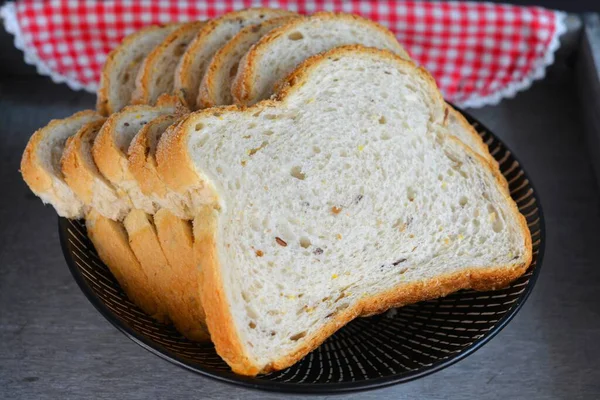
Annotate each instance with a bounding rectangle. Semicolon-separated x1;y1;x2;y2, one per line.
20;9;532;376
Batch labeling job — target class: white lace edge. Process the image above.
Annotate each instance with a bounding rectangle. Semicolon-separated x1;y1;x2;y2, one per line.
458;11;567;109
0;1;97;92
1;2;566;102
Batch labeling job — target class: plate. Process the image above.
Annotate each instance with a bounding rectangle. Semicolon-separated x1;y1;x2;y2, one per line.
59;109;544;394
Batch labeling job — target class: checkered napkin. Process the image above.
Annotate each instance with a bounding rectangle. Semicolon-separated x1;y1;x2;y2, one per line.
1;0;565;108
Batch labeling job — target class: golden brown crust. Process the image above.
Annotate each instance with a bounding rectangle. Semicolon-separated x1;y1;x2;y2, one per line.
92;111;128;185
93;104;178;188
154;209;210;342
232;12;409;106
128;114;179;198
130;22;205;106
21;110;100;195
123;209;172;322
96;24;179;116
85;209;166;322
61;119;106;204
195;205;259;374
174;8;297;109
170;46;532;375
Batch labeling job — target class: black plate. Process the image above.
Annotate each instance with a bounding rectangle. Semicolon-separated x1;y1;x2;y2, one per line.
59;110;544;394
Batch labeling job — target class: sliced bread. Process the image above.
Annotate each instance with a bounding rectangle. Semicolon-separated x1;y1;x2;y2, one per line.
61;119;131;221
97;24;180;116
131;21;206;106
153;208;210;341
128;115;211;341
21;110;104;218
174;8;297;109
86;208;168;321
156;46;531;375
123;209;210;341
92;101;180;215
127;114;190;217
197;16;299;108
231;12;410;106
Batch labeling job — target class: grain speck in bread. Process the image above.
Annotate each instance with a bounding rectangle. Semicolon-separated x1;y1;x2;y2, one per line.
174;8;297;109
96;24;180;116
21;110;104;219
157;46;531;375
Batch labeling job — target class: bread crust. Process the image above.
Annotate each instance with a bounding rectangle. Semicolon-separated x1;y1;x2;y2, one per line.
154;209;211;342
131;21;205;106
128;114;180;199
231;12;410;106
20;110;102;218
198;15;299;108
85;209;166;322
174;8;297;109
97;24;179;116
162;46;532;375
92;103;179;199
61;119;106;205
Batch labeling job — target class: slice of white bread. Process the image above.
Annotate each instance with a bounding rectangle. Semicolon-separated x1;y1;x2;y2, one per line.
21;110;104;218
174;8;297;109
61;119;131;221
86;209;168;322
131;21;206;106
97;24;180;116
92;101;180;215
231;12;410;106
198;16;299;108
153;209;210;341
156;46;532;375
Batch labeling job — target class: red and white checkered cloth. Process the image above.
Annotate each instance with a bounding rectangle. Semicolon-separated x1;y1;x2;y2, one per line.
1;0;565;108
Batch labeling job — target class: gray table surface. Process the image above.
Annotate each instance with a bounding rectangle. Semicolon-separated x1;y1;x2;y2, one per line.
1;59;600;399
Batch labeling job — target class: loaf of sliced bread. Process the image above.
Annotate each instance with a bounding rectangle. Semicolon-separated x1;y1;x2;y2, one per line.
156;46;531;375
174;8;297;109
21;110;104;218
131;21;206;106
97;24;180;116
232;12;410;106
86;208;168;321
92;101;180;215
198;16;299;108
61;119;132;221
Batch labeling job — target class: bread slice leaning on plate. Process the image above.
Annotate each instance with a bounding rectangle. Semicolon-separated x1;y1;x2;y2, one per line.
156;46;532;375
